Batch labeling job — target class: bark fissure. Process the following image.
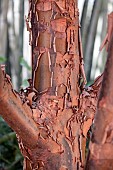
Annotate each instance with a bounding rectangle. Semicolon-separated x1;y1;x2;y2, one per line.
0;0;107;170
20;1;99;169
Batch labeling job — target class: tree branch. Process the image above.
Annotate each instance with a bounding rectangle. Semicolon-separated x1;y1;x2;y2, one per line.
0;66;38;149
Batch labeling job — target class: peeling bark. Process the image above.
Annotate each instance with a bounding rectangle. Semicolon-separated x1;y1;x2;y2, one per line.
20;0;97;169
85;33;113;170
0;0;105;170
0;67;38;149
24;0;85;169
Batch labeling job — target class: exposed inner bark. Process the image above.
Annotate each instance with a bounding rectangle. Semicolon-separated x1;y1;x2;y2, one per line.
0;0;103;170
21;0;99;169
25;1;84;169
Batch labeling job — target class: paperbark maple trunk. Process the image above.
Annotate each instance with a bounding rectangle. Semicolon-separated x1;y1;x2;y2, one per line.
26;0;86;169
0;0;101;170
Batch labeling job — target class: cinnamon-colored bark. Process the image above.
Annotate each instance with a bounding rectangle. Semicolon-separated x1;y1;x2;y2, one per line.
0;64;101;170
85;34;113;170
0;0;106;170
100;12;113;51
25;0;85;169
0;67;38;148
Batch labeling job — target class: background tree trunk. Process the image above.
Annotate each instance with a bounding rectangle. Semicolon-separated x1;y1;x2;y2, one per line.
84;0;103;82
0;0;9;59
94;0;108;78
18;0;24;87
80;0;89;54
8;0;25;90
81;0;89;37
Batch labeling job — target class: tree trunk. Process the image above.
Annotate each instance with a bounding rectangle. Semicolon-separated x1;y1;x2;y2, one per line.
0;0;9;58
8;0;24;90
0;0;104;170
26;0;85;169
94;0;108;78
84;0;103;82
80;0;89;54
81;0;89;37
18;0;24;87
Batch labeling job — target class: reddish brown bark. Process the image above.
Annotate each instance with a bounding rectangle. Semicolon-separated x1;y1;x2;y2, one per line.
0;0;104;170
85;30;113;170
0;64;101;170
100;12;113;51
0;67;38;148
24;0;85;169
20;0;101;168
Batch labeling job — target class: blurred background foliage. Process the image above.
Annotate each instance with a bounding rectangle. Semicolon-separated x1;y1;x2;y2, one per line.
0;0;113;169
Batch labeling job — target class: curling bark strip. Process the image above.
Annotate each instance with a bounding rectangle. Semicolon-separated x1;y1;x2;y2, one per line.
86;33;113;170
0;0;103;170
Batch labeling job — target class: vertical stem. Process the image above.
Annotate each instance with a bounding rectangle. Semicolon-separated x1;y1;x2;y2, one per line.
31;0;81;101
18;0;24;87
84;0;103;82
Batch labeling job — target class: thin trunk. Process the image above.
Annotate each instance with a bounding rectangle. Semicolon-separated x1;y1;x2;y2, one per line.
80;0;89;52
0;0;1;14
8;0;19;89
0;0;9;58
99;1;108;72
8;0;24;90
94;0;108;79
85;33;113;170
81;0;89;36
6;23;11;76
18;0;24;87
84;0;103;82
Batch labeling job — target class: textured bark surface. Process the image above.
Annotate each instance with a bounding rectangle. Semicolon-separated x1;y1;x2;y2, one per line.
21;1;99;169
0;66;101;170
86;17;113;170
0;0;104;170
26;0;85;169
0;67;38;148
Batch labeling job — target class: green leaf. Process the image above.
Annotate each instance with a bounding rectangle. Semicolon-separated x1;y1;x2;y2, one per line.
20;58;31;71
0;56;6;63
